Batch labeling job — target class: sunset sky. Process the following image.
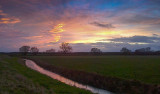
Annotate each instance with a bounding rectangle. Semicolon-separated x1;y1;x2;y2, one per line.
0;0;160;52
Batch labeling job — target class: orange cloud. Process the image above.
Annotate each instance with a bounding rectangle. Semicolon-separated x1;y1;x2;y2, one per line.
48;23;65;42
22;23;64;47
49;24;64;33
53;34;61;42
0;17;21;24
0;10;21;24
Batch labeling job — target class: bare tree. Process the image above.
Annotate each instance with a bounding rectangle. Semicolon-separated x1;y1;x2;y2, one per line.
59;42;72;53
19;46;30;55
90;48;102;53
30;47;39;55
46;48;56;55
120;47;131;54
135;47;152;53
46;49;55;53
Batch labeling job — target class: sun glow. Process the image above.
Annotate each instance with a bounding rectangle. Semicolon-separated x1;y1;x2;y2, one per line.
48;24;65;42
72;40;95;43
49;24;65;33
54;35;61;42
95;30;119;35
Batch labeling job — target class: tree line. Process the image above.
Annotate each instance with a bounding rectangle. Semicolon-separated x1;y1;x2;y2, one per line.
120;47;153;53
19;42;72;55
19;42;159;55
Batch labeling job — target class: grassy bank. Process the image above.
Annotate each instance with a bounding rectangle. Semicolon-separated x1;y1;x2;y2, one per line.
0;55;92;94
28;56;160;94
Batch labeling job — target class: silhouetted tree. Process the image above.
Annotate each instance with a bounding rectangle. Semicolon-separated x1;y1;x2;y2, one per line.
120;47;131;53
146;47;151;52
46;49;55;53
90;48;102;54
30;47;39;55
59;42;72;53
135;47;151;53
19;46;30;55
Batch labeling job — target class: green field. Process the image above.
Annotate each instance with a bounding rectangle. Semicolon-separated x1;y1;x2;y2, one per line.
0;55;92;94
30;56;160;85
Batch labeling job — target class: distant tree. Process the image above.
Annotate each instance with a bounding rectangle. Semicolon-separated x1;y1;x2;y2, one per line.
58;50;62;53
135;47;151;53
145;47;151;52
46;49;56;53
156;50;160;53
120;47;131;53
19;46;30;55
90;48;102;53
30;47;39;55
135;48;145;53
59;42;72;53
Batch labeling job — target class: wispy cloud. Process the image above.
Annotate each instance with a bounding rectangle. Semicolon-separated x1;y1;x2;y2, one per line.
90;21;115;29
49;24;65;33
0;9;20;24
0;17;21;24
106;35;160;44
120;14;160;25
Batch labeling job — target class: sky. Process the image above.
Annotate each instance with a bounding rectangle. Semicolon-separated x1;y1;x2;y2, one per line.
0;0;160;52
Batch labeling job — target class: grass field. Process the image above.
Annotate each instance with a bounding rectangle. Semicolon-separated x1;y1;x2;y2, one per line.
30;56;160;85
0;55;92;94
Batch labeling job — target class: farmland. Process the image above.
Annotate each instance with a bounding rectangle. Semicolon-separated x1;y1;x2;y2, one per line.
30;56;160;85
2;55;160;94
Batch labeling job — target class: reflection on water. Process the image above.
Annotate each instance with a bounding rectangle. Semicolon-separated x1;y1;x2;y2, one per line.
25;59;113;94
